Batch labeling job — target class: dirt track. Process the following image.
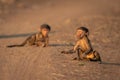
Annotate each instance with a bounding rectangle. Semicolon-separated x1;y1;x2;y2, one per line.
0;0;120;80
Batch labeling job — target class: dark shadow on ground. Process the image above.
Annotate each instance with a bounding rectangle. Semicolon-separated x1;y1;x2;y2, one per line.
101;61;120;66
0;32;36;39
49;44;74;47
0;31;55;39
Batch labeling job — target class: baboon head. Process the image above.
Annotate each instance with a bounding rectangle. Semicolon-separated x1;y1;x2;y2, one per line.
39;24;51;37
76;26;89;39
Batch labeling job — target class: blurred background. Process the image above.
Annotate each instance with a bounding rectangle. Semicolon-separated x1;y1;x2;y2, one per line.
0;0;120;19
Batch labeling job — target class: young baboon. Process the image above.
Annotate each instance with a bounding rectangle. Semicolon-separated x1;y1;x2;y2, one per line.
61;27;102;63
7;24;51;47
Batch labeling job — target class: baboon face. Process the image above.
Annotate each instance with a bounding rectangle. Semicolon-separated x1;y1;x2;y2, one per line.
41;28;50;37
76;30;85;39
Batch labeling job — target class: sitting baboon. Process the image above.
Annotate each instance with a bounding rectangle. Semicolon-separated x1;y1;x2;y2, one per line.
61;27;102;63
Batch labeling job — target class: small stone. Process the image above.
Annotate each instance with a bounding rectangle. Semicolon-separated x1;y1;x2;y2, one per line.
78;62;85;66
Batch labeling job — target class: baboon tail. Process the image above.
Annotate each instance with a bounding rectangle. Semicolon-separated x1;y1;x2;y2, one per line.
7;38;29;48
7;44;24;47
98;56;102;64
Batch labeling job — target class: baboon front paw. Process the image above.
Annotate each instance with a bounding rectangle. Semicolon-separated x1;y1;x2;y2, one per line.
73;57;81;61
61;51;68;54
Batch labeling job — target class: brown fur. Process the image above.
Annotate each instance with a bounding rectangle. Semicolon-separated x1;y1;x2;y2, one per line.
7;32;49;47
61;27;102;63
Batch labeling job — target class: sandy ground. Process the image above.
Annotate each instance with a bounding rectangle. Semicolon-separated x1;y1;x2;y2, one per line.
0;0;120;80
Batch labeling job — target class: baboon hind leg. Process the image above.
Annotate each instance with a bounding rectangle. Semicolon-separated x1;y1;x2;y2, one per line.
73;49;82;60
92;51;102;63
77;49;82;60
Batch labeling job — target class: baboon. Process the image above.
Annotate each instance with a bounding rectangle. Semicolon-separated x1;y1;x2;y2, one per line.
7;24;51;47
61;27;102;63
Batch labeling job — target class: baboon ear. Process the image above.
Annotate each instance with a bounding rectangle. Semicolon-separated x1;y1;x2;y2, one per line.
80;31;85;38
86;32;89;36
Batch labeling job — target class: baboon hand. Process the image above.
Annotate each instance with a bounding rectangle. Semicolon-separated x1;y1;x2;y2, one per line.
61;49;75;54
61;51;69;54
